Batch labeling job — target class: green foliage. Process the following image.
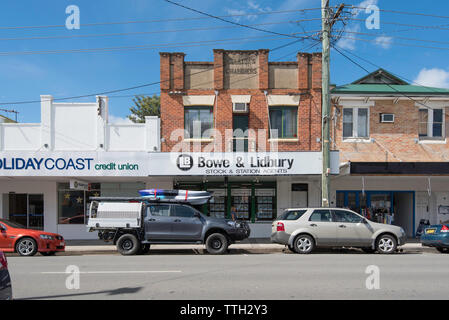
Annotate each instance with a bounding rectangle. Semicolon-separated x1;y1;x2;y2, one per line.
128;94;160;123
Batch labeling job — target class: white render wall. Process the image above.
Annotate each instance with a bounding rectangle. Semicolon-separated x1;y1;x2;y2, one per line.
0;95;160;152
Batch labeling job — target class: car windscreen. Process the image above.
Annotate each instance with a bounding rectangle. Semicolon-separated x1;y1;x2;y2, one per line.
0;219;26;229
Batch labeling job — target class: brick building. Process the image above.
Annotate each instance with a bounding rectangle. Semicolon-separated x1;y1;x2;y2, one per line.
158;49;340;237
331;69;449;236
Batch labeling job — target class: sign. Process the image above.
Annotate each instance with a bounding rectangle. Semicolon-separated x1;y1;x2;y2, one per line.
0;151;340;177
69;179;90;190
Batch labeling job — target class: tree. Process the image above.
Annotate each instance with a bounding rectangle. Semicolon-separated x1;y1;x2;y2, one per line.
128;94;160;123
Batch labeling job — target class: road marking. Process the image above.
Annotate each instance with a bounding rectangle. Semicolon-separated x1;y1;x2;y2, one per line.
40;270;182;274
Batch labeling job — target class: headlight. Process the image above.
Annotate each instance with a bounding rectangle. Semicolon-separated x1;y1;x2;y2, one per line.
227;221;241;228
40;234;54;240
399;228;405;235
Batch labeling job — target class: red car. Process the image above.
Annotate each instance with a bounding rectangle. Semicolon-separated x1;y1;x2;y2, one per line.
0;219;65;256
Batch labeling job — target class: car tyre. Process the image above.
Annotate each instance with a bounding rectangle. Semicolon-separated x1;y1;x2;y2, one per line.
40;251;56;256
205;233;228;255
16;237;38;256
287;244;296;253
293;234;315;254
436;247;449;253
376;234;397;254
116;234;141;255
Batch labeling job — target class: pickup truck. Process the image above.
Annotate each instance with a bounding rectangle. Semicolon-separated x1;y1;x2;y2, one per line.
87;196;251;255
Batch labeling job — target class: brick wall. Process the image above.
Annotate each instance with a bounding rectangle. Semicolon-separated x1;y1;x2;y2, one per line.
332;99;449;162
160;50;322;153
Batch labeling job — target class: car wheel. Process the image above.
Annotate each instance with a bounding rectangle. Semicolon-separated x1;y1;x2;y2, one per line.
376;234;397;254
362;247;376;254
436;247;449;253
116;234;141;255
40;251;56;256
205;233;228;255
293;234;315;254
287;244;296;253
16;237;38;256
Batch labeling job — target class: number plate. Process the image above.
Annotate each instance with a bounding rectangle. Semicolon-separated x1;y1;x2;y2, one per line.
60;242;65;246
426;229;436;234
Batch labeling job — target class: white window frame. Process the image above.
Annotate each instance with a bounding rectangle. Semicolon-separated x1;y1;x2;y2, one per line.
342;106;370;140
418;107;445;140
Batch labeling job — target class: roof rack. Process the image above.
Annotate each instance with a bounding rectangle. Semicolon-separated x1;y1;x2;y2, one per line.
89;196;201;204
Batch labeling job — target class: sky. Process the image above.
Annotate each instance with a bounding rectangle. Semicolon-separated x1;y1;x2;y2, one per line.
1;0;449;123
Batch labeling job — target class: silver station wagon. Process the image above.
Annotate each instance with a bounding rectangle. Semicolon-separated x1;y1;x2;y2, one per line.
271;208;406;254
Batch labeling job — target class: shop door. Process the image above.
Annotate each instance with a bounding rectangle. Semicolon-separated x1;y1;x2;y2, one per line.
231;189;251;220
8;194;44;230
291;184;308;208
233;115;249;152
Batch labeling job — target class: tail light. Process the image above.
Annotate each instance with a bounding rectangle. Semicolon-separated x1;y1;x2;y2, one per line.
441;225;449;233
277;222;285;232
0;251;7;270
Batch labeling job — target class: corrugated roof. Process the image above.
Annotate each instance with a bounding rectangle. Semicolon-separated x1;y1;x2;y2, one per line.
332;84;449;95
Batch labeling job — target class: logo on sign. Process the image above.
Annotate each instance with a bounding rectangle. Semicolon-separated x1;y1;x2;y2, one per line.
176;154;193;171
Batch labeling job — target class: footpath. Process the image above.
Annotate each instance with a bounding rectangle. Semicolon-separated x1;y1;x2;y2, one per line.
62;238;435;255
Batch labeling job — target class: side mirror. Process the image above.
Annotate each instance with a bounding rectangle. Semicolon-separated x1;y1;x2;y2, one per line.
194;212;201;218
362;218;368;224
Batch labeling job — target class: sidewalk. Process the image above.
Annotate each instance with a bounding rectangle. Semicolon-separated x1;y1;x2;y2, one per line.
62;238;434;255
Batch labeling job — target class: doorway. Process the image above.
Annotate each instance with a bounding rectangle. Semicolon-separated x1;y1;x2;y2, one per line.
291;183;308;208
393;192;414;237
5;193;44;230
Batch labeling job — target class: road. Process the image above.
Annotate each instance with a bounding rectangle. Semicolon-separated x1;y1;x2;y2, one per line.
7;249;449;300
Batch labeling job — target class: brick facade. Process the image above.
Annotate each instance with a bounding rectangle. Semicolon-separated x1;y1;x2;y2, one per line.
332;99;449;162
160;49;322;153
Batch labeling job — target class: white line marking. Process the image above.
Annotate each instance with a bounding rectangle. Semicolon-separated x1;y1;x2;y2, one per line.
40;270;182;274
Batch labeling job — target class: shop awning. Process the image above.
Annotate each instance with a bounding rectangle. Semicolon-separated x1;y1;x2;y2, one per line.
350;162;449;175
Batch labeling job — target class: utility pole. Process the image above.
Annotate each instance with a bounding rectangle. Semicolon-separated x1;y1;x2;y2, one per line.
321;1;344;207
321;0;331;207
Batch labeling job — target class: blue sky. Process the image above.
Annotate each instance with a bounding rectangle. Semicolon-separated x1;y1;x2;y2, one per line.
1;0;449;123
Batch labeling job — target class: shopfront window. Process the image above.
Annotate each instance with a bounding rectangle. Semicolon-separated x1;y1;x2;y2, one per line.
6;193;44;230
269;106;298;138
184;106;213;139
57;183;101;225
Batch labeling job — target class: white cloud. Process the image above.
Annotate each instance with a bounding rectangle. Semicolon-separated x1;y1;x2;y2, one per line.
108;115;133;124
353;0;378;17
375;36;392;49
337;24;361;50
225;8;247;22
414;68;449;89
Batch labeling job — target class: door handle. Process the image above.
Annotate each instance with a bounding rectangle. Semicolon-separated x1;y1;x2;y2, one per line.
339;225;347;228
310;223;317;227
148;218;156;221
174;219;181;222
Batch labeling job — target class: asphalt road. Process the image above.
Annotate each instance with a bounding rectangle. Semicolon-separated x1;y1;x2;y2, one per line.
7;249;449;300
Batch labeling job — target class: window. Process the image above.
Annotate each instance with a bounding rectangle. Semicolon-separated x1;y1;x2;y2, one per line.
269;106;298;138
147;205;170;217
278;210;307;221
184;106;213;139
419;108;445;139
58;183;101;225
333;210;363;223
343;107;369;139
172;205;196;218
309;210;332;222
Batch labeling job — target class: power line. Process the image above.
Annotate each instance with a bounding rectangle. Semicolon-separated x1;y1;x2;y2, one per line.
331;44;447;114
0;21;321;42
351;6;449;20
163;0;312;40
0;34;314;56
346;17;449;31
0;34;318;105
0;7;324;30
336;36;449;51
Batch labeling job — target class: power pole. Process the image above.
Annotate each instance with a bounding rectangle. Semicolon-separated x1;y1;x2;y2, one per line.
321;0;331;208
321;1;344;207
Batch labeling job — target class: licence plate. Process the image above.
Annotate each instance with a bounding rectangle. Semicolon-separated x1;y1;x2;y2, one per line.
426;229;436;234
60;242;65;246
